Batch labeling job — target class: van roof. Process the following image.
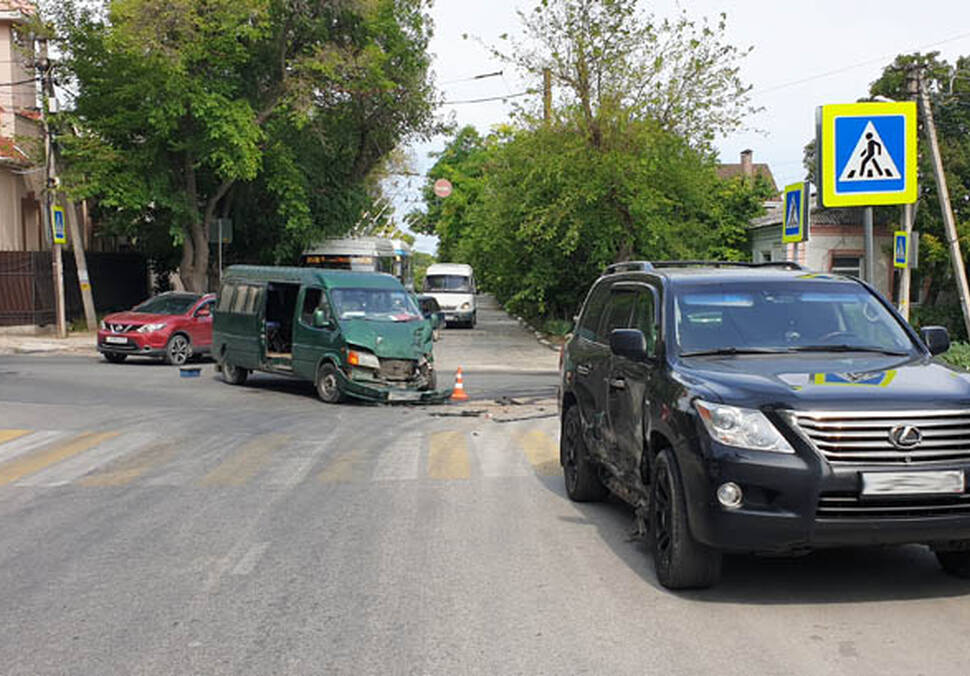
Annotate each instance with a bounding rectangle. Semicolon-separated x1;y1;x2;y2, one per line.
426;263;472;275
224;265;403;290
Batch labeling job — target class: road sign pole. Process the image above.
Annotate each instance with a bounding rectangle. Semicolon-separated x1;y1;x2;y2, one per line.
898;202;913;320
920;74;970;339
218;219;223;284
863;207;875;284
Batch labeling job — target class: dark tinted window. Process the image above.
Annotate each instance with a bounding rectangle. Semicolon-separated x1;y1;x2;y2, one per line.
134;293;200;315
424;275;471;292
632;289;658;354
577;281;611;341
601;290;637;338
301;288;323;325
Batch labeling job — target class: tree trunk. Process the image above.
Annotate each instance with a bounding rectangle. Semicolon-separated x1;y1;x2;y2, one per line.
179;154;210;293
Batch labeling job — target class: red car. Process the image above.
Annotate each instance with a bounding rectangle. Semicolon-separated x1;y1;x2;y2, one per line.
97;292;216;365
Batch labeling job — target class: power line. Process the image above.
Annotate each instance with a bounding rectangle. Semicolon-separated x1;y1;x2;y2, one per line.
442;90;532;105
753;30;970;97
438;70;504;86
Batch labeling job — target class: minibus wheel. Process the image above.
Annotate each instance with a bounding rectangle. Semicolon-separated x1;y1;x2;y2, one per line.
316;363;345;404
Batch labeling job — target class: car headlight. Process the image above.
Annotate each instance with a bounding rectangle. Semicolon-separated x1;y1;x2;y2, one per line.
347;349;381;370
137;323;167;333
460;302;471;310
693;399;794;453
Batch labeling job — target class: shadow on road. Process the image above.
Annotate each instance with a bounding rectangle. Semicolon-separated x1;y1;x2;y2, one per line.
536;474;970;604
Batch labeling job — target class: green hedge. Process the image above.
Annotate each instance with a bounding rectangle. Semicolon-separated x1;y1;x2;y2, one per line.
911;304;968;342
939;341;970;369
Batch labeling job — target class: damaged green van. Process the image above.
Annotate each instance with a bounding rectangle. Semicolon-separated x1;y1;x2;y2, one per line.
212;266;452;403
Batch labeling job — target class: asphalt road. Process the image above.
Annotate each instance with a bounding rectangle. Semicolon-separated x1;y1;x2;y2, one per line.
1;297;969;675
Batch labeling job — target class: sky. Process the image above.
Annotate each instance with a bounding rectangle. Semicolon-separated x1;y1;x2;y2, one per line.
397;0;970;254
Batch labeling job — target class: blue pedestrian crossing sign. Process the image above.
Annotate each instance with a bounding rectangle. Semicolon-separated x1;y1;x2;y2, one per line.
51;205;66;245
783;181;809;243
818;102;917;207
894;231;909;268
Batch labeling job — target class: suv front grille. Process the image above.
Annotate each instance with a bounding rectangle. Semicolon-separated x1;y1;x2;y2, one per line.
793;410;970;465
109;324;139;333
817;492;970;519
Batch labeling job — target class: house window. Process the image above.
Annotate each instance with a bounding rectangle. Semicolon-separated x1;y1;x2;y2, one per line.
831;255;862;278
756;249;772;263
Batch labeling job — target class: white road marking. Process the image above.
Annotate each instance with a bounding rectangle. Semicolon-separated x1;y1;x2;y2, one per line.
474;424;532;478
16;432;156;487
371;432;423;481
230;542;270;576
262;430;340;487
0;430;70;465
145;435;247;486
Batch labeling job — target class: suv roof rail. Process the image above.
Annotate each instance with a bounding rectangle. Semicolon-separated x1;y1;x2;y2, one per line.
605;260;807;274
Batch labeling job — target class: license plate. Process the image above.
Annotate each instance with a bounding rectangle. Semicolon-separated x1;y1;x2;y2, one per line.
445;314;458;321
105;336;128;345
388;391;422;402
861;470;965;496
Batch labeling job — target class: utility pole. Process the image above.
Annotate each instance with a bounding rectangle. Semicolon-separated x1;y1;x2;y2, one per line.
66;201;97;331
38;39;66;338
542;68;552;123
919;69;970;339
898;66;920;321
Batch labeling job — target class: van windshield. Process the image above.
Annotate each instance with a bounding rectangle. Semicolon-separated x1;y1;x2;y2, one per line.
330;288;421;322
424;274;471;292
674;280;916;356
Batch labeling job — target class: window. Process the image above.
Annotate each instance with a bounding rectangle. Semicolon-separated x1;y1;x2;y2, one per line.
577;281;611;342
301;288;323;325
232;286;252;314
831;255;862;278
245;287;263;315
217;285;236;312
600;290;637;339
632;289;658;354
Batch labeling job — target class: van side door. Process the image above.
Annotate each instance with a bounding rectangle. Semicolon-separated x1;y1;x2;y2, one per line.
292;286;339;380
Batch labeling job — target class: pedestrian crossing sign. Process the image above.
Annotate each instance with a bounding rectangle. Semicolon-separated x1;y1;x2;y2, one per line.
51;205;66;245
894;231;909;268
818;101;917;207
783;181;808;243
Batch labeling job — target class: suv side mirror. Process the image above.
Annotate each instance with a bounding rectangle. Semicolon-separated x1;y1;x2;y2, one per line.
312;308;333;329
610;329;649;361
920;326;950;356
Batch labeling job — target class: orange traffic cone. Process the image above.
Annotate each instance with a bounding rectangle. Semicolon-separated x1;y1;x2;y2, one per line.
451;366;469;401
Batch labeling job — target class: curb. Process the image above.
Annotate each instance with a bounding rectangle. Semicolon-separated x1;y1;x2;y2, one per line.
511;313;562;352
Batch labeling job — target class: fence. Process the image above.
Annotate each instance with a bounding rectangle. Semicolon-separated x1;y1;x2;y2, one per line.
0;251;148;327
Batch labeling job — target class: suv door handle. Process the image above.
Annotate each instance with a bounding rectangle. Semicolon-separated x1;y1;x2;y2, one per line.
576;364;591;376
609;377;626;390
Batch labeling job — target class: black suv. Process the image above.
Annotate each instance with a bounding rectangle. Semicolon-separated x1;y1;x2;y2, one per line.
559;261;968;589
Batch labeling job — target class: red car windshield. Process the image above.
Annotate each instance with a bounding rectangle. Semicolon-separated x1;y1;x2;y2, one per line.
133;294;200;315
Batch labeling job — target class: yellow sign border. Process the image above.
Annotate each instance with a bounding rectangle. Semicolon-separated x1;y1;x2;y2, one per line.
820;101;917;207
782;181;808;243
893;230;908;268
50;205;67;245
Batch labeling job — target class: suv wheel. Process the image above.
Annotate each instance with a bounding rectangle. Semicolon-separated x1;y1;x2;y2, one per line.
650;449;722;589
935;548;970;578
560;406;608;502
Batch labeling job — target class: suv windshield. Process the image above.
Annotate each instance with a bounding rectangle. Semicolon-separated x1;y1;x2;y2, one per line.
674;281;915;356
133;294;200;315
330;288;421;322
424;275;470;292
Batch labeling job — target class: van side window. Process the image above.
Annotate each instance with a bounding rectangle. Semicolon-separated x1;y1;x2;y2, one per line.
217;284;236;312
245;286;264;315
231;286;251;313
301;288;323;325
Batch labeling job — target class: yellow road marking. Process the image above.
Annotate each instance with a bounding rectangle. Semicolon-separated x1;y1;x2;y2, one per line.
0;430;31;445
317;450;364;483
0;431;120;486
199;434;288;486
517;429;560;476
80;441;178;486
428;430;470;480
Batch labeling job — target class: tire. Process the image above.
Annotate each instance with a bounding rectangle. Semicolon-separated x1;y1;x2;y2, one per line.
222;361;249;385
103;352;127;364
467;312;477;329
421;368;437;391
935;549;970;578
649;449;722;589
316;363;345;404
164;334;192;366
560;405;609;502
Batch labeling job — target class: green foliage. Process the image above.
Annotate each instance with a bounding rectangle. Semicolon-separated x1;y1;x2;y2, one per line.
937;341;970;369
412;251;435;291
51;0;436;288
911;303;969;342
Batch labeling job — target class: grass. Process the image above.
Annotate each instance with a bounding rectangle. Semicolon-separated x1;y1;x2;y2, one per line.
939;341;970;369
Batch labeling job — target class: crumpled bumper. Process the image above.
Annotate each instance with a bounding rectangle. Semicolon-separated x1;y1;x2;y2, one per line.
337;370;453;404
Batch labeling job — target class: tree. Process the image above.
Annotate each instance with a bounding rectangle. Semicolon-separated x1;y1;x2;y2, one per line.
52;0;436;291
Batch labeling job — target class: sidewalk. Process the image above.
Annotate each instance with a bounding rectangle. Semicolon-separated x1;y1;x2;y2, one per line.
0;331;98;356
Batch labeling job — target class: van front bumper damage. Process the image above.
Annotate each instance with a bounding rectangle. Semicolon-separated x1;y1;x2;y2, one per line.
336;368;453;404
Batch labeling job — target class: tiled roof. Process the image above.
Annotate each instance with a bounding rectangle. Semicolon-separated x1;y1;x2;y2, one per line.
0;135;30;164
749;202;895;229
0;1;36;15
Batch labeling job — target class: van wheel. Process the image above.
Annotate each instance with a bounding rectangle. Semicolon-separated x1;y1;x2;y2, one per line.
650;449;722;589
560;406;608;502
468;312;477;329
222;361;248;385
316;363;345;404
